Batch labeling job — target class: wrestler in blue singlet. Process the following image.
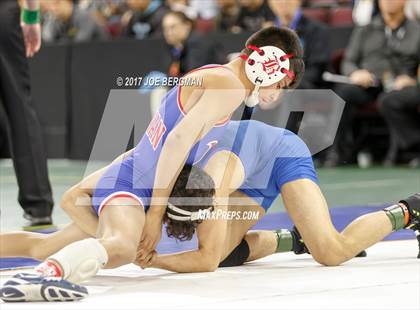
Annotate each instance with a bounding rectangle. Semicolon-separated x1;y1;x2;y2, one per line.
196;120;318;211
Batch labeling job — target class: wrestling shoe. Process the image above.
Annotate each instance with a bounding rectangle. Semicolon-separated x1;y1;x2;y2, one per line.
399;193;420;258
291;226;367;258
0;273;88;302
291;226;308;255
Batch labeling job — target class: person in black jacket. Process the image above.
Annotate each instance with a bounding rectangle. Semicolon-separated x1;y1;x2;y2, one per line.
329;0;419;166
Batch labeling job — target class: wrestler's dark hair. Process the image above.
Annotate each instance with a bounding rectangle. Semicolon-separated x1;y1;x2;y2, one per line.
164;165;215;241
243;26;305;89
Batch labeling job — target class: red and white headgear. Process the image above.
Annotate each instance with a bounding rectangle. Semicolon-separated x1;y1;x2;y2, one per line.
240;45;295;107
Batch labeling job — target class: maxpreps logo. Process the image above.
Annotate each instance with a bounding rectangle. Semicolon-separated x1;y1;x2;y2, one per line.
197;209;260;221
146;112;167;150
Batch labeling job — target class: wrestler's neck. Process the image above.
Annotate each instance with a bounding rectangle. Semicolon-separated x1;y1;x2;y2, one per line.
225;58;254;96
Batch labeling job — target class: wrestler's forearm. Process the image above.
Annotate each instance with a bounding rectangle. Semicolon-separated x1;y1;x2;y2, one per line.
151;219;227;273
63;149;134;236
64;194;98;237
149;152;235;273
152;250;218;273
62;168;108;236
148;137;191;217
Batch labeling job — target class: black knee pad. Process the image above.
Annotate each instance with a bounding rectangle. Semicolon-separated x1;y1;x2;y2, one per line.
219;239;250;267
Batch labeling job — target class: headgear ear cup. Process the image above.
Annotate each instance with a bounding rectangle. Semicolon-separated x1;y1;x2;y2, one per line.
241;45;294;107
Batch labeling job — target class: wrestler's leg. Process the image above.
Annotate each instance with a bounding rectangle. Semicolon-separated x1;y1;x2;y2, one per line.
244;231;279;262
96;199;145;269
282;178;395;266
31;197;144;284
0;223;91;261
0;175;101;261
0;201;144;302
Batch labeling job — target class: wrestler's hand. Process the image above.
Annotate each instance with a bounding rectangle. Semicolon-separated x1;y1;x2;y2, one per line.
138;213;162;260
135;250;157;269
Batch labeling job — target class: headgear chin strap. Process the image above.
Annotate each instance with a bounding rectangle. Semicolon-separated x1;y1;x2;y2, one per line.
240;45;295;107
167;203;213;222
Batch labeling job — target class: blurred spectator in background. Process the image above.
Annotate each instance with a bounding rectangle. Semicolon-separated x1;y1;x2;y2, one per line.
236;0;275;32
268;0;330;89
88;0;129;38
215;0;241;33
326;0;420;167
163;11;225;77
124;0;169;39
41;0;108;42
